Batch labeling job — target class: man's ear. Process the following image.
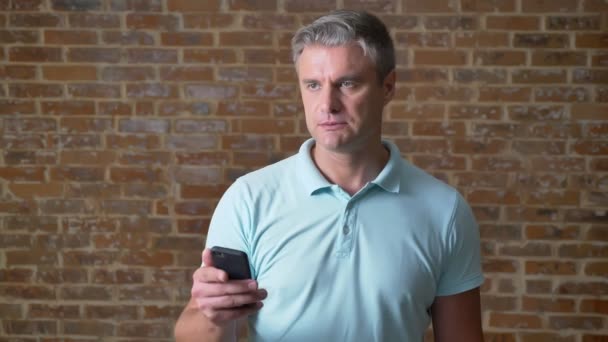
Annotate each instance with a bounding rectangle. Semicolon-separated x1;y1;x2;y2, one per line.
382;69;396;105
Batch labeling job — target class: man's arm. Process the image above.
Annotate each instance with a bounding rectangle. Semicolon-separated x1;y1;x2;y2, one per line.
430;287;484;342
174;297;237;342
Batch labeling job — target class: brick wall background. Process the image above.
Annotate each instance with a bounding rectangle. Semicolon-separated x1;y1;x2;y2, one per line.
1;0;607;341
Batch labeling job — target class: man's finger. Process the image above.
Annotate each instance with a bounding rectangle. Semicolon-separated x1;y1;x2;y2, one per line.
192;264;228;283
202;248;214;267
204;302;264;324
196;280;259;297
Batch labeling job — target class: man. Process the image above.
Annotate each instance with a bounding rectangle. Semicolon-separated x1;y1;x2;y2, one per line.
175;10;484;342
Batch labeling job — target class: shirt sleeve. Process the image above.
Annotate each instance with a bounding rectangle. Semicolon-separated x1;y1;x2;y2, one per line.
435;192;484;296
203;179;253;272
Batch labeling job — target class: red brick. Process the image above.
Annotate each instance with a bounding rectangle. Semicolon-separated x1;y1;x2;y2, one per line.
44;30;97;45
424;16;477;30
51;0;101;10
67;48;120;63
102;31;155;45
468;189;520;204
486;15;540;30
242;84;296;99
174;167;221;185
576;33;608;48
247;46;285;65
532;51;587;66
526;261;577;275
521;333;576;342
414;50;467;66
535;87;590;102
68;83;120;98
454;32;509;47
36;268;88;283
98;102;132;116
183;48;237;64
592;53;608;67
574;69;608;84
522;0;578;12
4;118;56;133
474;51;526;66
29;304;79;319
580;299;608;314
571;104;608;120
109;0;162;11
158;101;210;116
127;48;178;63
585;262;608;277
547;16;602;30
175;119;227;133
161;32;213;46
0;167;45;182
239;119;294;134
285;0;336;12
0;30;39;44
43;65;97;81
10;13;62;27
86;304;138;320
512;69;567;84
219;31;272;46
573;140;608;156
472;157;522;171
6;0;44;10
101;200;151;215
515;33;570;48
559;243;608;258
453;172;508;188
68;13;119;28
50;167;104;182
184;84;238;100
217;67;273;82
167;0;220;11
522;296;576;312
448;105;501;120
396;68;449;83
107;134;160;150
403;0;457;12
110;167;164;183
102;66;154;82
389;104;443;120
9;183;63;199
414;86;474;102
550;316;603;330
489;313;542;329
412;121;465;136
513;140;566;155
461;0;515;11
126;84;178;99
3;320;57;335
9;47;62;62
0;268;33;281
126;13;179;30
60;151;115;165
10;83;63;98
500;242;552;257
159;66;212;82
41;101;95;115
183;13;234;28
412;155;466;170
483;259;518;273
479;87;531;102
0;65;36;80
558;281;608;295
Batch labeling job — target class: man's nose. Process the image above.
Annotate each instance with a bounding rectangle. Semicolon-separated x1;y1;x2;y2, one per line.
319;86;341;115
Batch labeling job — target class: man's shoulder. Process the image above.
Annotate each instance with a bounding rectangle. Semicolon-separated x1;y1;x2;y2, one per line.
397;158;461;210
235;152;299;188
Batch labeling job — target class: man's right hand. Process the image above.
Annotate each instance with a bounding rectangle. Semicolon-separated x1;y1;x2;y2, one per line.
191;248;267;325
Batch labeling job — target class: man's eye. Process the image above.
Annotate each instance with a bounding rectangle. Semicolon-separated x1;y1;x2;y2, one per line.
341;81;356;88
306;83;320;90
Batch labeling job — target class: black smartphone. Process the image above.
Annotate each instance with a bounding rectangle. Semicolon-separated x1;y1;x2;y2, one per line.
210;246;252;280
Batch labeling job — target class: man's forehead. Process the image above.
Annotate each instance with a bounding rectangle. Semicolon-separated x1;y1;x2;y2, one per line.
296;44;373;72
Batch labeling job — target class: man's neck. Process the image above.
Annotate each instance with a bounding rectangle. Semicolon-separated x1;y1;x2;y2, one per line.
311;142;390;196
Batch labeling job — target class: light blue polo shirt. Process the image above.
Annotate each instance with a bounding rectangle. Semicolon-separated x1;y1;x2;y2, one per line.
205;138;483;341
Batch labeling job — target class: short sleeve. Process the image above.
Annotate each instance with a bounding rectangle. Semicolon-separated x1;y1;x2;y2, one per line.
435;193;484;296
203;179;252;270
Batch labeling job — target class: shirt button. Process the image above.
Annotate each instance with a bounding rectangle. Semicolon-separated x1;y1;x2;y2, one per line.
343;225;350;235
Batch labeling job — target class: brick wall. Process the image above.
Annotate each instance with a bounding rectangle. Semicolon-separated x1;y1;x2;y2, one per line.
1;0;607;341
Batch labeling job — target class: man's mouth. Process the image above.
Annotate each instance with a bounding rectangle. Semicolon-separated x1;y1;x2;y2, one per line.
319;122;347;131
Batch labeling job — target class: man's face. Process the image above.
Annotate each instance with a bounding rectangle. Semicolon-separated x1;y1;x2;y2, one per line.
297;43;395;154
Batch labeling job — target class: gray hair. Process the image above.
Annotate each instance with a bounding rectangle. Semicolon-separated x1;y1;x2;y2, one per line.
291;10;395;83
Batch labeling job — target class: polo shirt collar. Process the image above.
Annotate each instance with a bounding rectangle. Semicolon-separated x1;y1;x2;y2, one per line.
297;138;402;196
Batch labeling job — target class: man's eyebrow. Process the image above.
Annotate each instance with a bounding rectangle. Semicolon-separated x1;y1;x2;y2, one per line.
300;75;363;84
